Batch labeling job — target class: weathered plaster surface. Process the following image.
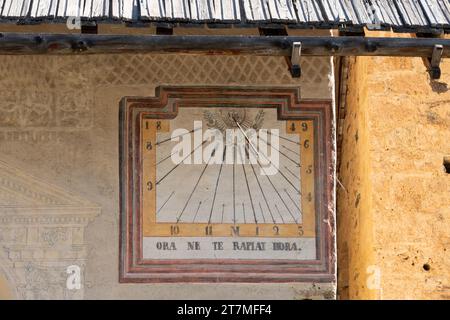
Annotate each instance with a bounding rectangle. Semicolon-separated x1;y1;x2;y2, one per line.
338;56;450;299
0;54;335;299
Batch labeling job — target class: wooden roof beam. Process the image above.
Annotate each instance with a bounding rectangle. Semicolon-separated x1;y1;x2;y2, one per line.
0;33;449;59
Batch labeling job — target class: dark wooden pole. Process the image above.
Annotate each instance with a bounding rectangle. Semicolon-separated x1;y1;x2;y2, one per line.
0;33;449;57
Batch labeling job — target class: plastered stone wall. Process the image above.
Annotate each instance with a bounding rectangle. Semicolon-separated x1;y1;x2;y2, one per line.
338;56;450;299
0;53;334;299
337;57;376;300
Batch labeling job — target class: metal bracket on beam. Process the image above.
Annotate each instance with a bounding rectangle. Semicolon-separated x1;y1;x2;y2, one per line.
429;44;443;80
289;42;302;78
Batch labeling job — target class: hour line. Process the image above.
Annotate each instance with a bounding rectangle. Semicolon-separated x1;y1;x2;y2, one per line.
234;120;300;194
156;150;176;165
258;202;267;223
176;149;214;223
250;145;299;224
156;191;175;215
156;140;207;185
258;134;300;166
267;131;300;145
284;165;300;179
284;188;301;213
249;161;276;224
208;148;225;224
282;144;300;156
233;145;236;225
274;204;286;224
156;127;200;146
192;201;202;223
237;146;257;224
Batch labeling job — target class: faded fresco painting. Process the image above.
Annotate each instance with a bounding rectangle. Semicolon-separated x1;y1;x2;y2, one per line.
0;51;335;299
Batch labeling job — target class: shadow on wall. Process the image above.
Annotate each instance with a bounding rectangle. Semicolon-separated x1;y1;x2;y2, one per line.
429;79;449;93
421;57;449;93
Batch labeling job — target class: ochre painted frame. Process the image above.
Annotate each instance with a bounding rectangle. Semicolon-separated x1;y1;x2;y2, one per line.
119;86;335;283
141;117;315;238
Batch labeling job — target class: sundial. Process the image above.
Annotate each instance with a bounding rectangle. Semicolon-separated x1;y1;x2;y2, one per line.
145;106;313;237
120;87;334;282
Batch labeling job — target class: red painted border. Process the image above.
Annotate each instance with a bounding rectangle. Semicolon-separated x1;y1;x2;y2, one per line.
119;86;335;283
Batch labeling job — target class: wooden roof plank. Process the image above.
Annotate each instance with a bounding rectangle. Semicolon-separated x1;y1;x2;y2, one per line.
247;0;268;21
21;0;32;16
56;0;66;16
111;0;122;18
138;0;148;18
316;0;334;22
167;0;189;19
266;0;296;22
91;0;108;17
189;0;199;20
147;0;167;19
165;0;173;18
15;0;31;16
242;0;254;20
294;0;324;23
6;0;26;16
30;0;42;17
40;0;54;17
66;0;81;17
138;0;149;18
3;0;13;16
4;0;24;17
212;0;223;20
395;0;428;27
0;0;446;31
82;0;93;17
190;0;209;20
437;0;450;25
419;0;448;26
221;0;240;20
49;0;59;17
319;0;348;23
104;0;110;17
359;0;382;27
352;0;371;24
8;1;22;17
340;0;361;24
163;0;189;20
266;0;279;20
370;0;403;27
122;0;135;19
281;0;297;21
411;0;429;25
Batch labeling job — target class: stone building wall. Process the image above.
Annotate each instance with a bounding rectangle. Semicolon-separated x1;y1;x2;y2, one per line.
336;56;376;299
0;53;334;299
1;30;448;300
338;56;450;299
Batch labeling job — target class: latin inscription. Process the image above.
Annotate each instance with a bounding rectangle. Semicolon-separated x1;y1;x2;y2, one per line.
143;237;315;260
155;241;301;251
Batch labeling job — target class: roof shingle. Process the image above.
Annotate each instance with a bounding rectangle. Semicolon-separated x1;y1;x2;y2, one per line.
0;0;449;33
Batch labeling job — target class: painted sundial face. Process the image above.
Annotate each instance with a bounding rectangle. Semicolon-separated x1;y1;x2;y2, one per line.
121;89;332;282
141;106;315;238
